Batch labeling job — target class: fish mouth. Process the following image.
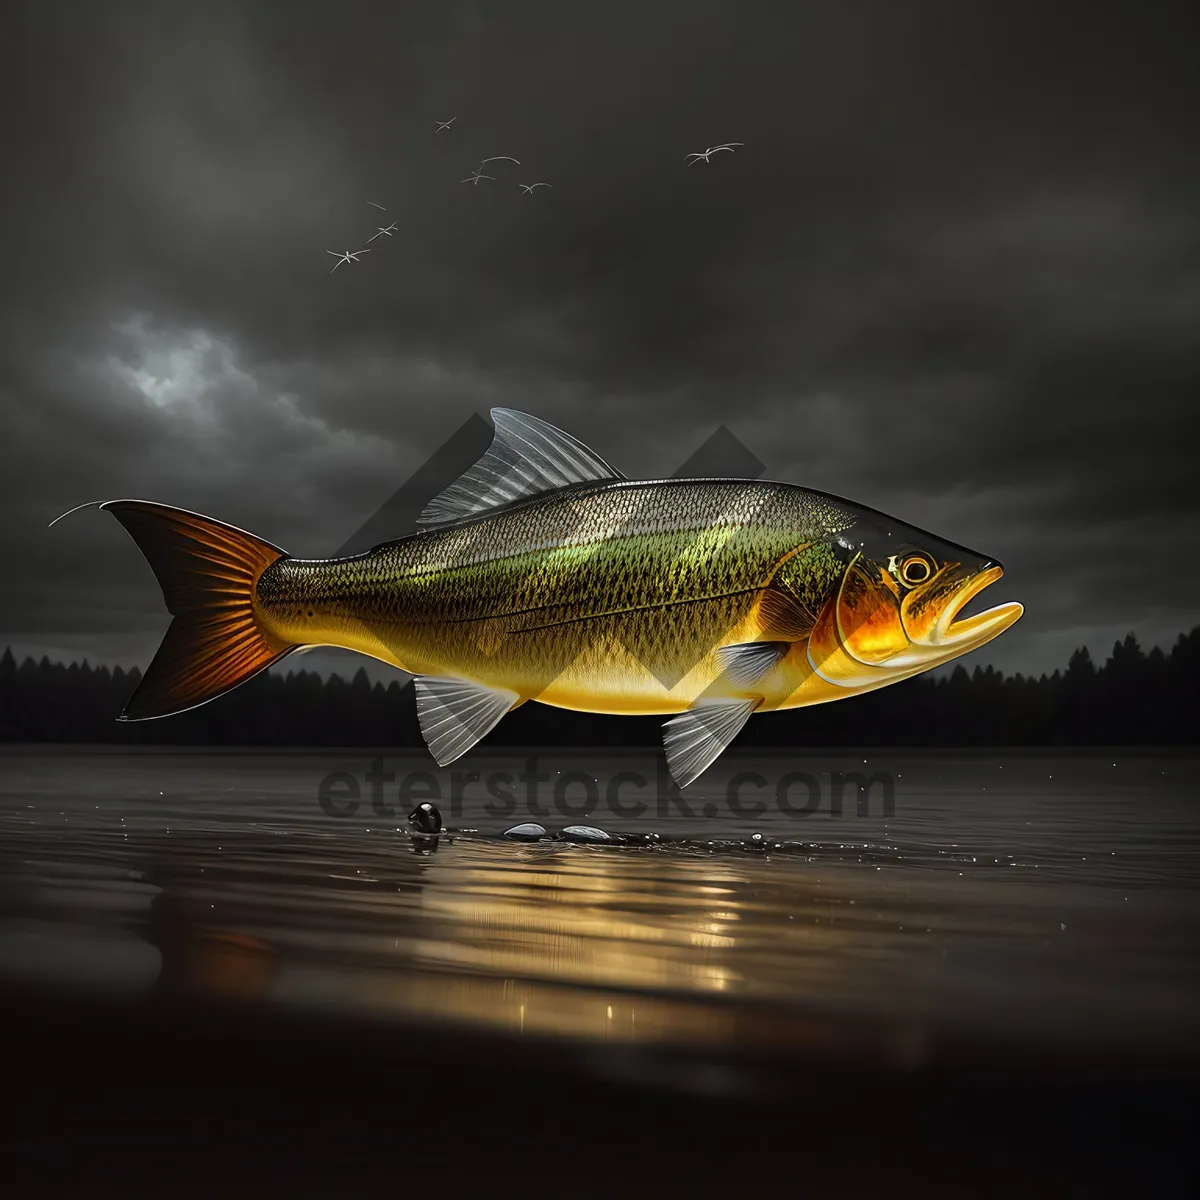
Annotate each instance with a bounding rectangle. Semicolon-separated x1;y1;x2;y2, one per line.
936;564;1023;645
809;561;1022;687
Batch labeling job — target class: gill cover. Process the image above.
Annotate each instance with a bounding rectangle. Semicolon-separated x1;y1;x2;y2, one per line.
807;553;911;685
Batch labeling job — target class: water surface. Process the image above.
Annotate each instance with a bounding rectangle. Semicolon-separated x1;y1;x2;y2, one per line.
1;746;1197;1068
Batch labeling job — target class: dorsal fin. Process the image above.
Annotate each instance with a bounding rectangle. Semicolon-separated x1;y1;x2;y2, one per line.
416;408;625;526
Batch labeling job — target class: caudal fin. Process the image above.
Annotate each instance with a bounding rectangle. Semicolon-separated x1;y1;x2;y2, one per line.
102;500;296;720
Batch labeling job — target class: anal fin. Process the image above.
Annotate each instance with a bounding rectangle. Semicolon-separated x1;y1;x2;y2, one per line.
663;698;760;788
413;676;520;766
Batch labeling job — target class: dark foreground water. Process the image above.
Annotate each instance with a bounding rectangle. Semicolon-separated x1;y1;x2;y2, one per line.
1;745;1197;1065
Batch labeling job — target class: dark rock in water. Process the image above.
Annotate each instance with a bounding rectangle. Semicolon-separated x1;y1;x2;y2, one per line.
408;802;442;834
748;832;767;849
560;825;612;843
503;823;546;842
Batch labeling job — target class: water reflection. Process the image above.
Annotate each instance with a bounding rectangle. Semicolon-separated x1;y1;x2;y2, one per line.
92;835;880;1046
410;852;760;994
1;751;1198;1064
139;859;278;1002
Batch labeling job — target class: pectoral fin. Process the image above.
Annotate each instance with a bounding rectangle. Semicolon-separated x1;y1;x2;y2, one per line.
756;586;815;641
715;641;791;687
413;677;521;766
662;698;760;788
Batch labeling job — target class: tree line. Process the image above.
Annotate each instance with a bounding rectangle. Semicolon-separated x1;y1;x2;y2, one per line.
1;628;1196;747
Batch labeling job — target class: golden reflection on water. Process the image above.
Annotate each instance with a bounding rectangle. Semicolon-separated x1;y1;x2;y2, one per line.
411;855;749;994
271;965;761;1046
250;844;879;1049
110;838;989;1058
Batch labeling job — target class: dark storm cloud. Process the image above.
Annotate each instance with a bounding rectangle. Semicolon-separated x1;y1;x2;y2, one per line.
2;0;1199;679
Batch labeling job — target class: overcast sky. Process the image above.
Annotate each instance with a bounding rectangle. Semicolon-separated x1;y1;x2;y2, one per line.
3;0;1198;686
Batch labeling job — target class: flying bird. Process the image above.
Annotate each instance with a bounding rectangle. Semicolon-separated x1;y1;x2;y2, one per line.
518;183;552;194
366;222;399;242
326;248;370;273
479;156;520;166
435;118;456;131
461;170;495;186
367;201;387;211
83;409;1023;789
686;143;743;165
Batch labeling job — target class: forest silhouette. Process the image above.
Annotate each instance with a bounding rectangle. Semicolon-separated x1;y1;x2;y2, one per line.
1;628;1196;747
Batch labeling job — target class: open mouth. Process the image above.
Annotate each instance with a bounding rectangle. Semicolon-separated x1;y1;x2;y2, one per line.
937;564;1024;644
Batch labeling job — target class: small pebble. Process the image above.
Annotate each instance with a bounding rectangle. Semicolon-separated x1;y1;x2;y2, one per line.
504;823;547;842
408;802;442;834
560;825;613;843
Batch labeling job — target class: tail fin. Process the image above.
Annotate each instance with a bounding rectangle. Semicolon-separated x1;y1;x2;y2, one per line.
101;500;296;720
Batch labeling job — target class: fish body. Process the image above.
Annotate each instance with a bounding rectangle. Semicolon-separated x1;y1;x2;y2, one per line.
255;478;852;713
89;409;1023;786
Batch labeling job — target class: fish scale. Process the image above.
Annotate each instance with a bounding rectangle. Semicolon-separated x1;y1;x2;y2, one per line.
256;480;854;698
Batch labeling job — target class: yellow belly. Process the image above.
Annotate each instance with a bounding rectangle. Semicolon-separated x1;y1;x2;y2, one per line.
295;599;867;717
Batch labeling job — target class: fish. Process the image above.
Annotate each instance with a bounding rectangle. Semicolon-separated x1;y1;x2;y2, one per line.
83;408;1022;787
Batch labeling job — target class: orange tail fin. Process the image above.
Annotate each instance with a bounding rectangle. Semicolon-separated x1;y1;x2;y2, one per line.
101;500;296;720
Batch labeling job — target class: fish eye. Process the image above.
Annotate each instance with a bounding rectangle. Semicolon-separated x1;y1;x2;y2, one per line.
898;553;935;586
